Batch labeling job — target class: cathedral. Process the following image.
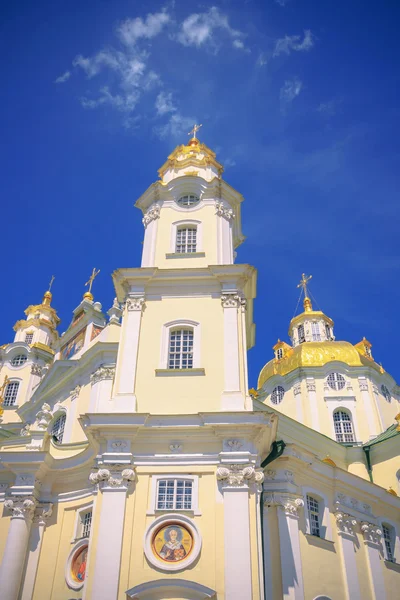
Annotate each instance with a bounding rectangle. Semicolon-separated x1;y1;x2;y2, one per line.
0;130;399;600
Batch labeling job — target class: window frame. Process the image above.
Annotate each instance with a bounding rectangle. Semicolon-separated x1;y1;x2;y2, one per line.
381;384;391;403
311;322;321;341
176;194;200;208
271;385;285;405
303;487;332;541
10;354;28;368
159;320;201;370
175;225;197;254
3;380;21;407
50;413;67;443
333;409;355;443
170;220;203;255
327;372;346;391
379;520;399;563
25;332;34;344
298;324;305;344
71;503;94;542
148;475;200;516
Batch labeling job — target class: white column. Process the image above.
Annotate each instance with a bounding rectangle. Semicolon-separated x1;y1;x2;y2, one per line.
217;465;264;600
141;206;160;267
361;522;386;600
306;378;320;431
221;293;245;410
335;513;362;600
88;467;135;600
20;504;53;600
358;379;379;438
114;296;145;411
262;504;273;600
216;203;234;265
275;496;304;600
0;497;36;600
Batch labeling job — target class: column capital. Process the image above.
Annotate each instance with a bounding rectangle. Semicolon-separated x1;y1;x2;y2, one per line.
126;296;146;312
215;200;235;221
264;493;304;517
335;511;358;536
216;464;264;488
32;503;53;526
4;497;37;521
360;521;382;545
142;204;160;227
90;365;116;386
221;293;246;310
89;466;136;491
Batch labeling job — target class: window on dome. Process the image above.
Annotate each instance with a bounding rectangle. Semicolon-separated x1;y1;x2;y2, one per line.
168;329;194;369
298;324;305;344
3;381;19;407
25;332;34;344
307;495;320;537
327;372;345;391
177;194;200;208
276;348;284;360
381;385;391;403
364;345;371;358
325;323;332;341
51;414;66;443
11;354;27;367
271;386;285;405
333;410;355;443
382;524;395;562
311;322;321;341
176;226;197;253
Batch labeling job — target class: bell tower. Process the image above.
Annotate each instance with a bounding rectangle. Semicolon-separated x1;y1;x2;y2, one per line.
112;127;256;413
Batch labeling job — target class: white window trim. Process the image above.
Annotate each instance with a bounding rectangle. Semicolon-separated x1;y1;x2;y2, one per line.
49;408;68;443
324;399;360;443
147;475;200;516
159;320;201;370
302;487;332;541
3;378;22;408
71;502;94;543
9;354;29;369
170;219;203;254
378;517;400;563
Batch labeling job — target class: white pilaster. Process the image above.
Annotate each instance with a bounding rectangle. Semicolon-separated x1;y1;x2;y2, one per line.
221;293;245;410
293;382;304;423
358;379;379;438
361;522;386;600
335;512;362;600
20;504;53;600
141;205;160;267
273;495;304;600
114;296;145;411
0;497;37;600
217;465;264;600
88;467;135;600
262;505;273;600
306;378;320;431
216;201;234;265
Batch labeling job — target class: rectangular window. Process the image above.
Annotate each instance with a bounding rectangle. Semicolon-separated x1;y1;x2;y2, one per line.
325;323;331;340
3;382;19;407
311;322;321;341
298;324;305;344
25;333;34;344
383;525;394;562
176;227;197;254
168;329;194;369
276;348;283;359
307;495;320;536
156;479;193;510
82;510;92;538
51;414;66;443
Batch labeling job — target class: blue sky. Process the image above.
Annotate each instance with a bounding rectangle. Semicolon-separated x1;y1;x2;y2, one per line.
1;0;399;387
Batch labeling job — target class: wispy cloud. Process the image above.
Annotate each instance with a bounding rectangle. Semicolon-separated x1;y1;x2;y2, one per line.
176;6;247;52
275;0;290;6
273;30;314;57
317;100;338;117
155;91;176;115
117;11;170;46
280;77;303;105
257;52;268;67
55;71;71;84
154;113;196;139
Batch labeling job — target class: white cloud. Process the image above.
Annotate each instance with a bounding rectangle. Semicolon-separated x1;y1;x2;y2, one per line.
280;77;303;104
257;52;268;67
73;50;121;78
81;86;140;112
154;113;196;139
273;30;314;57
317;100;337;116
55;70;71;84
117;11;170;46
155;91;176;115
224;157;236;168
176;7;247;51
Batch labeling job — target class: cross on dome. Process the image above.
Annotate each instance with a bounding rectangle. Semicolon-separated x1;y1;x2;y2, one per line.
188;123;202;140
84;267;100;301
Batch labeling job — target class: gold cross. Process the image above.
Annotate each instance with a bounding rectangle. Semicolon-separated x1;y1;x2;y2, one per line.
48;275;55;292
85;268;100;294
188;124;202;139
297;273;312;297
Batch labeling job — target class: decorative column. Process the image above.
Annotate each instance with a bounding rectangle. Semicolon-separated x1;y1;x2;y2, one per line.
0;497;37;600
89;467;136;600
217;464;264;600
113;295;145;411
20;504;53;600
215;201;235;264
221;293;246;410
361;522;386;600
306;378;320;431
264;494;305;600
335;512;362;600
141;203;160;267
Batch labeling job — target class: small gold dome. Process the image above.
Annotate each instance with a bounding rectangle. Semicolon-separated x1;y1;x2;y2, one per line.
188;138;199;147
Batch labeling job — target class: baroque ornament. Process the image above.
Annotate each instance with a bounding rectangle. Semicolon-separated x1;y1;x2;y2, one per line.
226;439;243;451
4;497;37;519
142;204;161;227
221;293;247;310
90;366;115;385
31;364;43;377
126;296;145;312
35;403;53;430
215;201;235;221
89;467;136;488
361;521;382;544
335;511;358;535
216;464;264;487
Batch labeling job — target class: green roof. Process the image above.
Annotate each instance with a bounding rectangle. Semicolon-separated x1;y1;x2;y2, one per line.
363;424;400;447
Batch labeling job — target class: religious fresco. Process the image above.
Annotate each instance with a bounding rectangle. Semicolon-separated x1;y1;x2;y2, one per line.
152;523;193;562
61;328;86;359
90;325;103;341
71;545;88;583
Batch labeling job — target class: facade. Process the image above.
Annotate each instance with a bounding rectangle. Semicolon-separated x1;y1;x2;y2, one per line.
0;133;399;600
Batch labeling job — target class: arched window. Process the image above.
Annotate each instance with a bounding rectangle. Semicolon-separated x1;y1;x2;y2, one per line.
177;194;200;208
51;414;66;443
271;386;285;405
11;354;27;367
311;322;321;341
25;332;34;344
276;348;283;360
333;410;355;443
168;328;194;369
3;381;20;407
307;495;320;536
176;226;197;253
381;385;391;403
327;372;345;391
382;523;395;562
298;324;305;344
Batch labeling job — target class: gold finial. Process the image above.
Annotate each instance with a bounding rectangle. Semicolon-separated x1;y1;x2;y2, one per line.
0;375;10;416
43;275;55;306
297;273;313;311
188;123;202;145
84;268;100;301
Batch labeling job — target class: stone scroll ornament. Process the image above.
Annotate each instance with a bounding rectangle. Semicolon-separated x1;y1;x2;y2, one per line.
216;464;264;487
89;468;136;488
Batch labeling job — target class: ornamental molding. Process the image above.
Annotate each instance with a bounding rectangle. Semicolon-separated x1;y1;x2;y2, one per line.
4;497;37;520
142;204;161;227
225;439;243;452
335;511;358;536
34;403;53;430
70;385;81;400
90;365;115;386
306;380;316;392
215;201;235;221
361;521;382;544
89;467;136;490
169;443;183;453
31;363;43;377
33;503;53;526
263;493;304;517
20;423;31;437
293;383;301;396
335;493;372;518
216;464;264;487
126;296;145;312
221;293;247;310
110;440;128;451
358;378;369;392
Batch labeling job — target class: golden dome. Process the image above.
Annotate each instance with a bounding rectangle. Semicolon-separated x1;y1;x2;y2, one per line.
257;340;382;389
